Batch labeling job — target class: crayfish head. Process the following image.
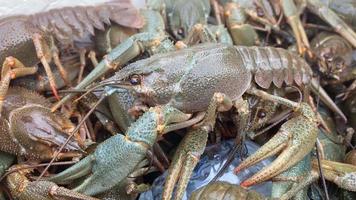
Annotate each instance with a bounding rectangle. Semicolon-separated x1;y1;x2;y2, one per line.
109;49;192;110
311;32;352;80
248;96;279;131
318;49;347;80
9;105;84;160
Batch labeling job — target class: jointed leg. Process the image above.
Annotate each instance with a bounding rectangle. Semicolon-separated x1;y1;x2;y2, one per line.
247;87;300;110
77;49;87;84
235;87;318;187
0;57;37;114
52;45;71;87
32;33;59;100
162;93;233;200
181;24;217;46
281;0;310;55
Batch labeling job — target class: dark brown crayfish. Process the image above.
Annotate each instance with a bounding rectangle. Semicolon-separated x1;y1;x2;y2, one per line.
0;87;84;161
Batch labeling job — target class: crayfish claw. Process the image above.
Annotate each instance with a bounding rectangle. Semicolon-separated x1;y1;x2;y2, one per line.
235;102;318;187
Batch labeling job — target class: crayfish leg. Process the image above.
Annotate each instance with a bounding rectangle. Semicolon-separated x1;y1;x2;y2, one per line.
162;93;233;200
0;57;37;114
32;33;60;100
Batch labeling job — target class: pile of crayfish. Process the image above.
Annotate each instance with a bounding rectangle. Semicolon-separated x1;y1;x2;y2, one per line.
0;0;355;199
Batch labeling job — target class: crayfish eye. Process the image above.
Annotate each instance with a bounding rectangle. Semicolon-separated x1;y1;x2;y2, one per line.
129;74;141;85
333;57;345;70
257;109;267;118
177;28;185;37
322;52;333;62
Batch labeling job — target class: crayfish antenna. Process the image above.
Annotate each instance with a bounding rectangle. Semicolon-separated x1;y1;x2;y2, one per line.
37;94;106;181
311;78;347;122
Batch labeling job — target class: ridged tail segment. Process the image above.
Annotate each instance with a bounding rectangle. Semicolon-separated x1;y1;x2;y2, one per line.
234;46;313;89
26;0;144;44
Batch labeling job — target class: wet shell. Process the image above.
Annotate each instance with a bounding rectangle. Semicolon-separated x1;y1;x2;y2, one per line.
0;0;144;44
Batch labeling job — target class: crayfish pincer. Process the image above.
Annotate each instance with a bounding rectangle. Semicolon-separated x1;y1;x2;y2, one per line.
48;92;232;196
6;164;99;200
47;105;192;196
0;87;83;161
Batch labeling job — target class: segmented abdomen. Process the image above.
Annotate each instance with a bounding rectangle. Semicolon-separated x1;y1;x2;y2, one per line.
8;0;143;44
234;46;313;89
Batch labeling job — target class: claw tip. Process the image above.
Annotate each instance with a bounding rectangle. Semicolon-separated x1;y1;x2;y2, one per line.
234;167;241;174
240;180;252;188
51;85;60;101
